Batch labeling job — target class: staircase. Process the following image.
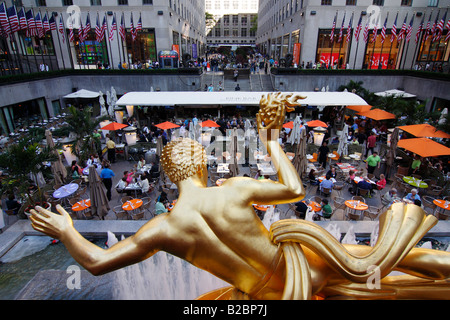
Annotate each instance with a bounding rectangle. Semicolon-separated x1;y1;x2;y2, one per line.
201;71;274;92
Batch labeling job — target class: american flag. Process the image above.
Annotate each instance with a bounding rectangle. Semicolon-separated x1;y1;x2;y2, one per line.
415;14;424;43
102;15;107;34
397;14;408;40
42;13;50;33
434;11;446;42
354;13;362;41
79;17;85;42
405;14;414;42
119;13;126;41
68;18;74;42
59;15;65;43
84;13;91;38
7;5;19;33
380;14;387;44
0;3;11;35
371;19;378;44
346;13;353;43
95;14;103;42
131;13;137;41
445;17;450;42
363;14;371;43
35;12;44;38
17;7;27;31
391;12;398;43
25;9;36;37
109;15;117;41
428;12;438;42
330;12;337;43
338;13;345;43
49;14;56;31
137;14;142;32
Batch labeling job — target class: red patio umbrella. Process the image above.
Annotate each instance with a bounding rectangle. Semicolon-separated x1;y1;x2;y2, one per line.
306;120;327;127
155;121;180;130
100;122;128;131
200;120;220;128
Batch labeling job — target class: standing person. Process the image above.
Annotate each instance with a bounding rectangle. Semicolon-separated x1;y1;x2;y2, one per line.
365;132;377;158
366;151;381;175
100;164;115;201
234;83;241;91
106;135;116;163
233;69;239;82
318;141;330;169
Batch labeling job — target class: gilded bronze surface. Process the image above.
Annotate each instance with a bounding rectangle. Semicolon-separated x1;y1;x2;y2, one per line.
30;92;450;300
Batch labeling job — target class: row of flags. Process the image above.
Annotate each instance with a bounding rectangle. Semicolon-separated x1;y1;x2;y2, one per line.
330;9;450;45
0;2;143;43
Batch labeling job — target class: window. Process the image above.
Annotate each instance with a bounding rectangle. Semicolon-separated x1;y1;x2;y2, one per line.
62;0;73;5
232;28;238;37
401;0;412;5
241;28;247;37
373;0;384;5
321;0;332;5
90;0;101;5
118;0;128;5
224;28;229;37
346;0;356;5
143;0;153;4
223;15;229;26
232;15;238;26
241;16;247;26
35;0;46;6
428;0;438;6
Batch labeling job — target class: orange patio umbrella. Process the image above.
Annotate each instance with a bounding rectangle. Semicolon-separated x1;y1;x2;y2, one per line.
100;122;128;131
200;120;220;128
346;105;373;113
357;108;396;120
283;121;294;129
155;121;180;130
397;138;450;158
306;120;328;127
397;124;450;139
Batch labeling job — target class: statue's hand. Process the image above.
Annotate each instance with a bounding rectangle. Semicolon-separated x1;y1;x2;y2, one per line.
30;204;74;241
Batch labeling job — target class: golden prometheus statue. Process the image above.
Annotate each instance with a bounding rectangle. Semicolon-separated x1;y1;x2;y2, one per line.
30;92;449;300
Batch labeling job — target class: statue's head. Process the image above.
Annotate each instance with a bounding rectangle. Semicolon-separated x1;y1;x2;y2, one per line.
161;138;207;183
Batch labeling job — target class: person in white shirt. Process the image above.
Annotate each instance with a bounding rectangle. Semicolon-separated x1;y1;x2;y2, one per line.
139;177;150;193
137;156;146;171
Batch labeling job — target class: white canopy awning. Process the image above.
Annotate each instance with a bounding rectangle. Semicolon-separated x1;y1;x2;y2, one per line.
63;89;101;99
374;89;416;98
115;91;368;107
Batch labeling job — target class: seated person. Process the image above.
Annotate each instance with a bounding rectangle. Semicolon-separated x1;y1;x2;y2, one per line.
319;174;334;193
308;169;319;185
6;194;21;215
405;188;421;201
155;191;169;215
139;176;150;193
116;177;127;190
357;177;373;193
326;167;337;180
137;156;146;171
123;170;135;185
319;198;333;219
294;201;308;219
376;173;386;190
150;162;160;179
382;188;400;206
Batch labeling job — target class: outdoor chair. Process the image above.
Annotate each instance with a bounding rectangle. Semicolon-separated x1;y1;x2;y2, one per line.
309;196;322;204
131;210;145;220
422;196;437;215
320;187;332;197
356;187;370;198
121;196;133;204
332;181;344;197
351;196;365;203
113;205;130;220
347;211;361;221
364;206;381;221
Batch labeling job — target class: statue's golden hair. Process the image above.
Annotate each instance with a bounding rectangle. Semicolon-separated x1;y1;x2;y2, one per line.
160;138;207;183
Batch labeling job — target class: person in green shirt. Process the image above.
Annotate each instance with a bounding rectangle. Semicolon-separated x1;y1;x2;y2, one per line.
320;198;333;219
366;151;381;174
410;155;421;174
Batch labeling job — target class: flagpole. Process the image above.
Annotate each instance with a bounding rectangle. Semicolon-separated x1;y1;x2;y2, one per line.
6;6;24;73
329;11;337;69
114;12;122;68
61;12;74;69
51;11;65;70
387;12;398;70
352;13;362;69
378;12;388;69
369;19;378;69
410;26;422;70
26;8;40;73
426;10;438;68
103;12;114;69
17;7;33;73
402;12;414;70
432;8;448;68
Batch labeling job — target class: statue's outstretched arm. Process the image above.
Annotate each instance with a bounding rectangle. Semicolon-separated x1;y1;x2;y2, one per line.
30;204;164;276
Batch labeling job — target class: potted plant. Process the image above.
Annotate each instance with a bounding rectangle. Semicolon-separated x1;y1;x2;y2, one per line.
0;133;58;217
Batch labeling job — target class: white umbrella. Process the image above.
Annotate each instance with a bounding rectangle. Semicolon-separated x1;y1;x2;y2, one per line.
63;89;100;99
288;116;302;145
337;124;349;157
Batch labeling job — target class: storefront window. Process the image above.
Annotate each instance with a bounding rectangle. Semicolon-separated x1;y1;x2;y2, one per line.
125;29;157;64
364;30;400;69
316;29;351;68
20;32;55;55
416;34;450;65
72;30;109;66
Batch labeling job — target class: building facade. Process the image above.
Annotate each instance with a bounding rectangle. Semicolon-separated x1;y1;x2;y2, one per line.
205;0;258;49
257;0;450;70
0;0;206;72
